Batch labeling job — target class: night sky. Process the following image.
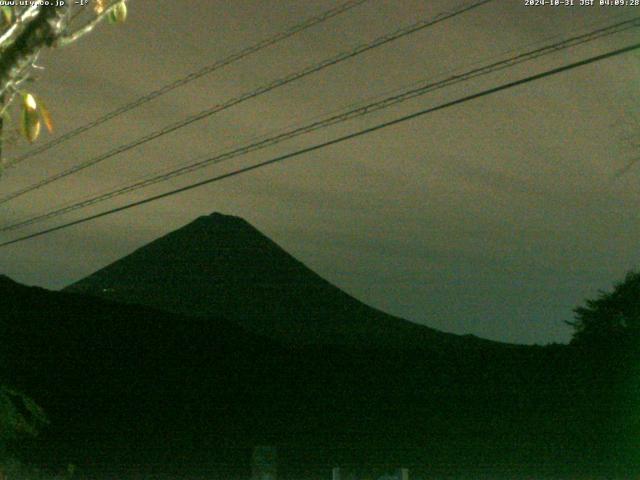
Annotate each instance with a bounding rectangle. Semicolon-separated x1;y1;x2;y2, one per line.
0;0;638;344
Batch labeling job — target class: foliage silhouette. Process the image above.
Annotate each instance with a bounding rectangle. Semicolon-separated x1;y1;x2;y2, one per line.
568;270;640;348
0;385;47;460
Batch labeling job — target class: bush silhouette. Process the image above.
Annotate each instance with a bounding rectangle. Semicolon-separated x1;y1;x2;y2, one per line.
568;270;640;348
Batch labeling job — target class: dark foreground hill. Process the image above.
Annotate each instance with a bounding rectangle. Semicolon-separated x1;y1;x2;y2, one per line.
64;212;494;349
1;276;638;478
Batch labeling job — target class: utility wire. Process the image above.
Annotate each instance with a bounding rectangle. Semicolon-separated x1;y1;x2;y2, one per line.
4;0;370;168
1;16;637;233
34;10;633;210
1;41;637;248
0;0;493;206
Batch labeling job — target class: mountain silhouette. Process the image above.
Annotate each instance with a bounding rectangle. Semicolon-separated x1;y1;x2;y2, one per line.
65;212;491;349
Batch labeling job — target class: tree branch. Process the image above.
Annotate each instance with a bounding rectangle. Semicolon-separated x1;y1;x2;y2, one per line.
0;5;41;47
56;0;124;47
0;6;68;97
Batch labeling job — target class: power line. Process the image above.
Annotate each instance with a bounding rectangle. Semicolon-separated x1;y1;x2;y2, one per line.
1;41;637;248
4;0;370;168
0;0;493;206
2;16;637;234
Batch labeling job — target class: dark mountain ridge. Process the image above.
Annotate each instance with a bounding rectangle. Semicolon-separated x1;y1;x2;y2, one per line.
64;212;499;349
1;276;637;477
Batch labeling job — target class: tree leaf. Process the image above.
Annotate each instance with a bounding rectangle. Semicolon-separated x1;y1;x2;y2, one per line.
0;6;12;26
94;0;107;14
20;94;41;142
23;92;37;112
108;1;127;24
36;96;53;133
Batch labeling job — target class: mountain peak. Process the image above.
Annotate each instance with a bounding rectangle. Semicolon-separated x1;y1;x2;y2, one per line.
199;211;246;223
184;212;258;235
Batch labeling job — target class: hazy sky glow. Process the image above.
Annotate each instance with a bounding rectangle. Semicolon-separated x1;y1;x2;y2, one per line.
0;0;638;344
